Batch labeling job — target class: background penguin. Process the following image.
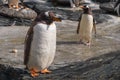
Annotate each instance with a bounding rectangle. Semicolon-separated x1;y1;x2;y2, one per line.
8;0;19;9
24;11;62;77
77;5;96;46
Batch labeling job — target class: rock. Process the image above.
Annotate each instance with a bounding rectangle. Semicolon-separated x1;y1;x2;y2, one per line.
0;64;29;80
0;0;4;5
48;0;70;5
10;49;18;53
0;5;37;19
0;0;8;5
100;0;120;16
114;0;120;16
100;2;115;12
0;15;32;26
22;1;114;23
0;0;115;26
92;0;117;3
0;51;120;80
48;0;91;7
0;73;9;80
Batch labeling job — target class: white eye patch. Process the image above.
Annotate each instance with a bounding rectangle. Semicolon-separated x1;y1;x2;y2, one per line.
45;11;49;17
86;5;89;8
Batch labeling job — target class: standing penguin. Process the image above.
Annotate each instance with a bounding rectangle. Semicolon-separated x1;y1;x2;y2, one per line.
24;11;62;77
77;5;96;46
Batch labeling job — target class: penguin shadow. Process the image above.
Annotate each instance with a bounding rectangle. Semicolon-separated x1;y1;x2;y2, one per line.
57;41;79;45
57;41;93;46
0;64;29;80
50;50;120;79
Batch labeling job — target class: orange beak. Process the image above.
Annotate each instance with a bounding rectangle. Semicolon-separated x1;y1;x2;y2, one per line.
80;6;84;9
52;17;62;22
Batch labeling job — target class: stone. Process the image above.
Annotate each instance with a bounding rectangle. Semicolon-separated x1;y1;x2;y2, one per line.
100;2;115;12
0;0;4;5
0;73;9;80
0;5;37;19
99;0;120;16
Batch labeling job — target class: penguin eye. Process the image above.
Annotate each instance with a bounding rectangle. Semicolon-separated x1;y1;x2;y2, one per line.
86;5;89;8
45;12;49;17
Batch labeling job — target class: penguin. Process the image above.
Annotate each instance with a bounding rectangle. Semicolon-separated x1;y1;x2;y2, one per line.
24;11;62;77
77;5;96;46
8;0;19;9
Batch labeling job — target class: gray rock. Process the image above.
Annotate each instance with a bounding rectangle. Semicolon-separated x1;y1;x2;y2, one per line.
0;15;32;26
92;0;117;3
0;0;3;5
100;0;120;16
0;73;9;80
0;51;120;80
0;5;37;19
100;2;115;12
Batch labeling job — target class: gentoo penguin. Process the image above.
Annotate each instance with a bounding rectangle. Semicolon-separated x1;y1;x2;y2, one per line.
8;0;19;9
24;11;62;77
77;5;96;46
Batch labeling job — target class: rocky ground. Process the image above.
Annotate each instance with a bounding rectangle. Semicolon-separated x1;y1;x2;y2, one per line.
0;0;120;80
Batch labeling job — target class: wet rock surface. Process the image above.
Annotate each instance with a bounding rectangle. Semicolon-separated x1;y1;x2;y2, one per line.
0;5;37;19
0;0;116;26
0;15;32;26
0;18;120;79
92;0;118;3
99;0;120;16
23;1;113;22
0;51;120;80
100;2;115;12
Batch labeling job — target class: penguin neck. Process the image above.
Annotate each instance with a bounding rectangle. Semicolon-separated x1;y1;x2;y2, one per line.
39;21;53;25
83;12;92;15
83;9;92;15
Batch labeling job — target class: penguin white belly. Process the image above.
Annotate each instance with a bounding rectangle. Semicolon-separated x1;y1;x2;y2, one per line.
27;23;56;70
79;14;93;42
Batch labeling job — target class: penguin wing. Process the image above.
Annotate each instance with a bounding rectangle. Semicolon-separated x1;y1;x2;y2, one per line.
24;26;33;65
77;14;82;34
93;18;96;36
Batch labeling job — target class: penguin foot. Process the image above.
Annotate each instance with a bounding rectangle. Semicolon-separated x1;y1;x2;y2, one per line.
85;42;91;46
78;41;84;44
41;69;51;74
30;68;39;77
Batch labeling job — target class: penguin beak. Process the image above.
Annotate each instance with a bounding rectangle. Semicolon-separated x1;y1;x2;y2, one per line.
80;6;84;9
52;14;62;22
52;17;62;22
49;12;62;22
80;5;89;9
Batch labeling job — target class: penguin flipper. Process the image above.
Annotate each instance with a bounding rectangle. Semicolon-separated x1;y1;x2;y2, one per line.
93;19;97;36
24;26;33;65
77;21;80;34
77;14;82;34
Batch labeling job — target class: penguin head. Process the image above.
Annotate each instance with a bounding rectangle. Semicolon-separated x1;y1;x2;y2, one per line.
80;5;92;14
34;11;62;25
45;11;62;22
